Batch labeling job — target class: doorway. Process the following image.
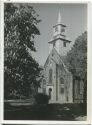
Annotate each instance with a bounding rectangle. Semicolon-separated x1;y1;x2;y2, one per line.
49;88;52;99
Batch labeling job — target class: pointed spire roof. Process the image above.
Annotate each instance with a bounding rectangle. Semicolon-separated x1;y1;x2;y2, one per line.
58;11;62;24
53;10;66;28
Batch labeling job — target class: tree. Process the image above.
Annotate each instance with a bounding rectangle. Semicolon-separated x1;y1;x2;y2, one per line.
66;31;87;103
4;3;42;99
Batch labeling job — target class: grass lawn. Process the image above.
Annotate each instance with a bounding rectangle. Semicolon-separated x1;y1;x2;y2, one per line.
4;102;87;120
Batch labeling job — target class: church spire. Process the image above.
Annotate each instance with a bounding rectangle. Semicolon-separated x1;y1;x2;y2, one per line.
48;11;71;55
52;11;66;38
57;10;62;24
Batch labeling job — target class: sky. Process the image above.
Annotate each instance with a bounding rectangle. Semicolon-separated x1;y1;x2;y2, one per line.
30;3;87;66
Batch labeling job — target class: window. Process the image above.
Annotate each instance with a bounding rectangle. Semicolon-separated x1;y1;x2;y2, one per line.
60;87;64;94
78;81;80;94
60;77;64;84
63;42;66;47
61;28;65;33
49;69;53;84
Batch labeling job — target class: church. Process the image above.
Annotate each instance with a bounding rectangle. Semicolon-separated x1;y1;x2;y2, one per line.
39;12;84;104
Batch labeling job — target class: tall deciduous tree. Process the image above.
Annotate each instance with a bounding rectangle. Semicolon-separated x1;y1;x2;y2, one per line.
4;3;42;99
66;31;87;103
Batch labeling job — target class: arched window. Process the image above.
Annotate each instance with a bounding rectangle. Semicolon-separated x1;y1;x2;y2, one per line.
49;69;53;84
60;78;64;94
60;77;64;84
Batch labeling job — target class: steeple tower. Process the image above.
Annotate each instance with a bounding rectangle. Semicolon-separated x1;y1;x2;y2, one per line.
53;11;66;38
48;11;71;55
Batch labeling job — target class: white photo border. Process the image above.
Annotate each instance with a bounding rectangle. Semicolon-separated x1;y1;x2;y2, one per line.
0;0;92;124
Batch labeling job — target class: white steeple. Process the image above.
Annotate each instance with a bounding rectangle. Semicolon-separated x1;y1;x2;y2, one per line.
48;11;71;55
57;11;62;24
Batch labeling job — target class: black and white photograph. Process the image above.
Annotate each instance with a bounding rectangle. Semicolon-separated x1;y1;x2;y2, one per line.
4;3;87;121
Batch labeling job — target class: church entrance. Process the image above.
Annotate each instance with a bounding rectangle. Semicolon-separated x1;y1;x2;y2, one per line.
49;88;52;99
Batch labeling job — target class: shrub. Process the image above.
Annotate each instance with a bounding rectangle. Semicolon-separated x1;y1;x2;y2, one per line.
35;93;49;104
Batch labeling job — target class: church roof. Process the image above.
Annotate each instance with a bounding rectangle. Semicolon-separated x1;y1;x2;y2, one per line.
53;23;66;28
48;37;71;44
44;48;71;74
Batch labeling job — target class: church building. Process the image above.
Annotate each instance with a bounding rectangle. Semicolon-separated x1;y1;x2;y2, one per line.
40;12;84;104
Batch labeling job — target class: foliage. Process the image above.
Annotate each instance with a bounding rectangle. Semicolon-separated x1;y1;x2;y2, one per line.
66;31;87;103
66;31;87;79
35;93;49;104
4;3;42;99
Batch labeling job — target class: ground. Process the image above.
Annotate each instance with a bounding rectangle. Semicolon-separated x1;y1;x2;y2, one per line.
4;101;87;120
